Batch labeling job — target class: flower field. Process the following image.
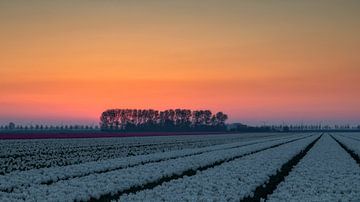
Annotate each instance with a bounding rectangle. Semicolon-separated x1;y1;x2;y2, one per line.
0;132;359;201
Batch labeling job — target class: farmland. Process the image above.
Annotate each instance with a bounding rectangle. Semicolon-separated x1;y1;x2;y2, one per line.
0;132;359;201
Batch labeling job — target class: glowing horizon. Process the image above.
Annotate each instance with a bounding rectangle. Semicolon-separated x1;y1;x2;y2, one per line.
1;1;360;125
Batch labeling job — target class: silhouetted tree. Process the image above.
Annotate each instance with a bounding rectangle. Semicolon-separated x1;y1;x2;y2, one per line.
100;109;228;132
8;122;16;130
283;125;290;132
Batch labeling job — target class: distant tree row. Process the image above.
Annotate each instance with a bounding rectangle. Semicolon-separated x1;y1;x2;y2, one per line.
228;123;274;132
100;109;228;132
0;122;99;130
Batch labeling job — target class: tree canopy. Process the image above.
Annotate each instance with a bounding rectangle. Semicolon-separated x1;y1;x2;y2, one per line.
100;109;228;132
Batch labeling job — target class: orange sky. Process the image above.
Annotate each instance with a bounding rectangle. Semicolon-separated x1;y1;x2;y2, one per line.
1;1;360;125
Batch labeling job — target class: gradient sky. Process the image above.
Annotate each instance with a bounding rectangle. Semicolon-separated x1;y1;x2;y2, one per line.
1;0;360;125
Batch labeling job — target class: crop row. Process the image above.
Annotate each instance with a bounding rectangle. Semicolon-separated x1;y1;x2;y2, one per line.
268;134;360;201
120;135;318;201
0;133;282;174
334;134;360;157
339;133;360;142
0;134;239;158
0;133;291;159
0;134;309;201
0;134;299;192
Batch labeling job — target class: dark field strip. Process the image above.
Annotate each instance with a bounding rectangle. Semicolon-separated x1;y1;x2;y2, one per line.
42;136;295;186
331;135;360;166
240;134;322;202
87;135;311;202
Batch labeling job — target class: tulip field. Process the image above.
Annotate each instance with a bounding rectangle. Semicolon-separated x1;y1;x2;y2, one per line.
0;132;359;201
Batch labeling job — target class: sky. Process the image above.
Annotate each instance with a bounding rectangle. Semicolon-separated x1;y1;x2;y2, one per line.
0;0;360;126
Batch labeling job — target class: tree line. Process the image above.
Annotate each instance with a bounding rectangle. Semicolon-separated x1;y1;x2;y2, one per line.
0;122;99;131
100;109;228;132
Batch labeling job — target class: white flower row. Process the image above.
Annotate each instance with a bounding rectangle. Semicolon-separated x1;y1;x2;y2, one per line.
338;132;360;141
0;133;293;158
0;134;309;201
0;133;270;156
333;134;360;157
0;134;298;192
120;135;319;201
268;134;360;201
1;133;269;174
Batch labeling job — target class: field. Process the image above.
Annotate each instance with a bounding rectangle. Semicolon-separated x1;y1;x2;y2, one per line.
0;133;359;201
